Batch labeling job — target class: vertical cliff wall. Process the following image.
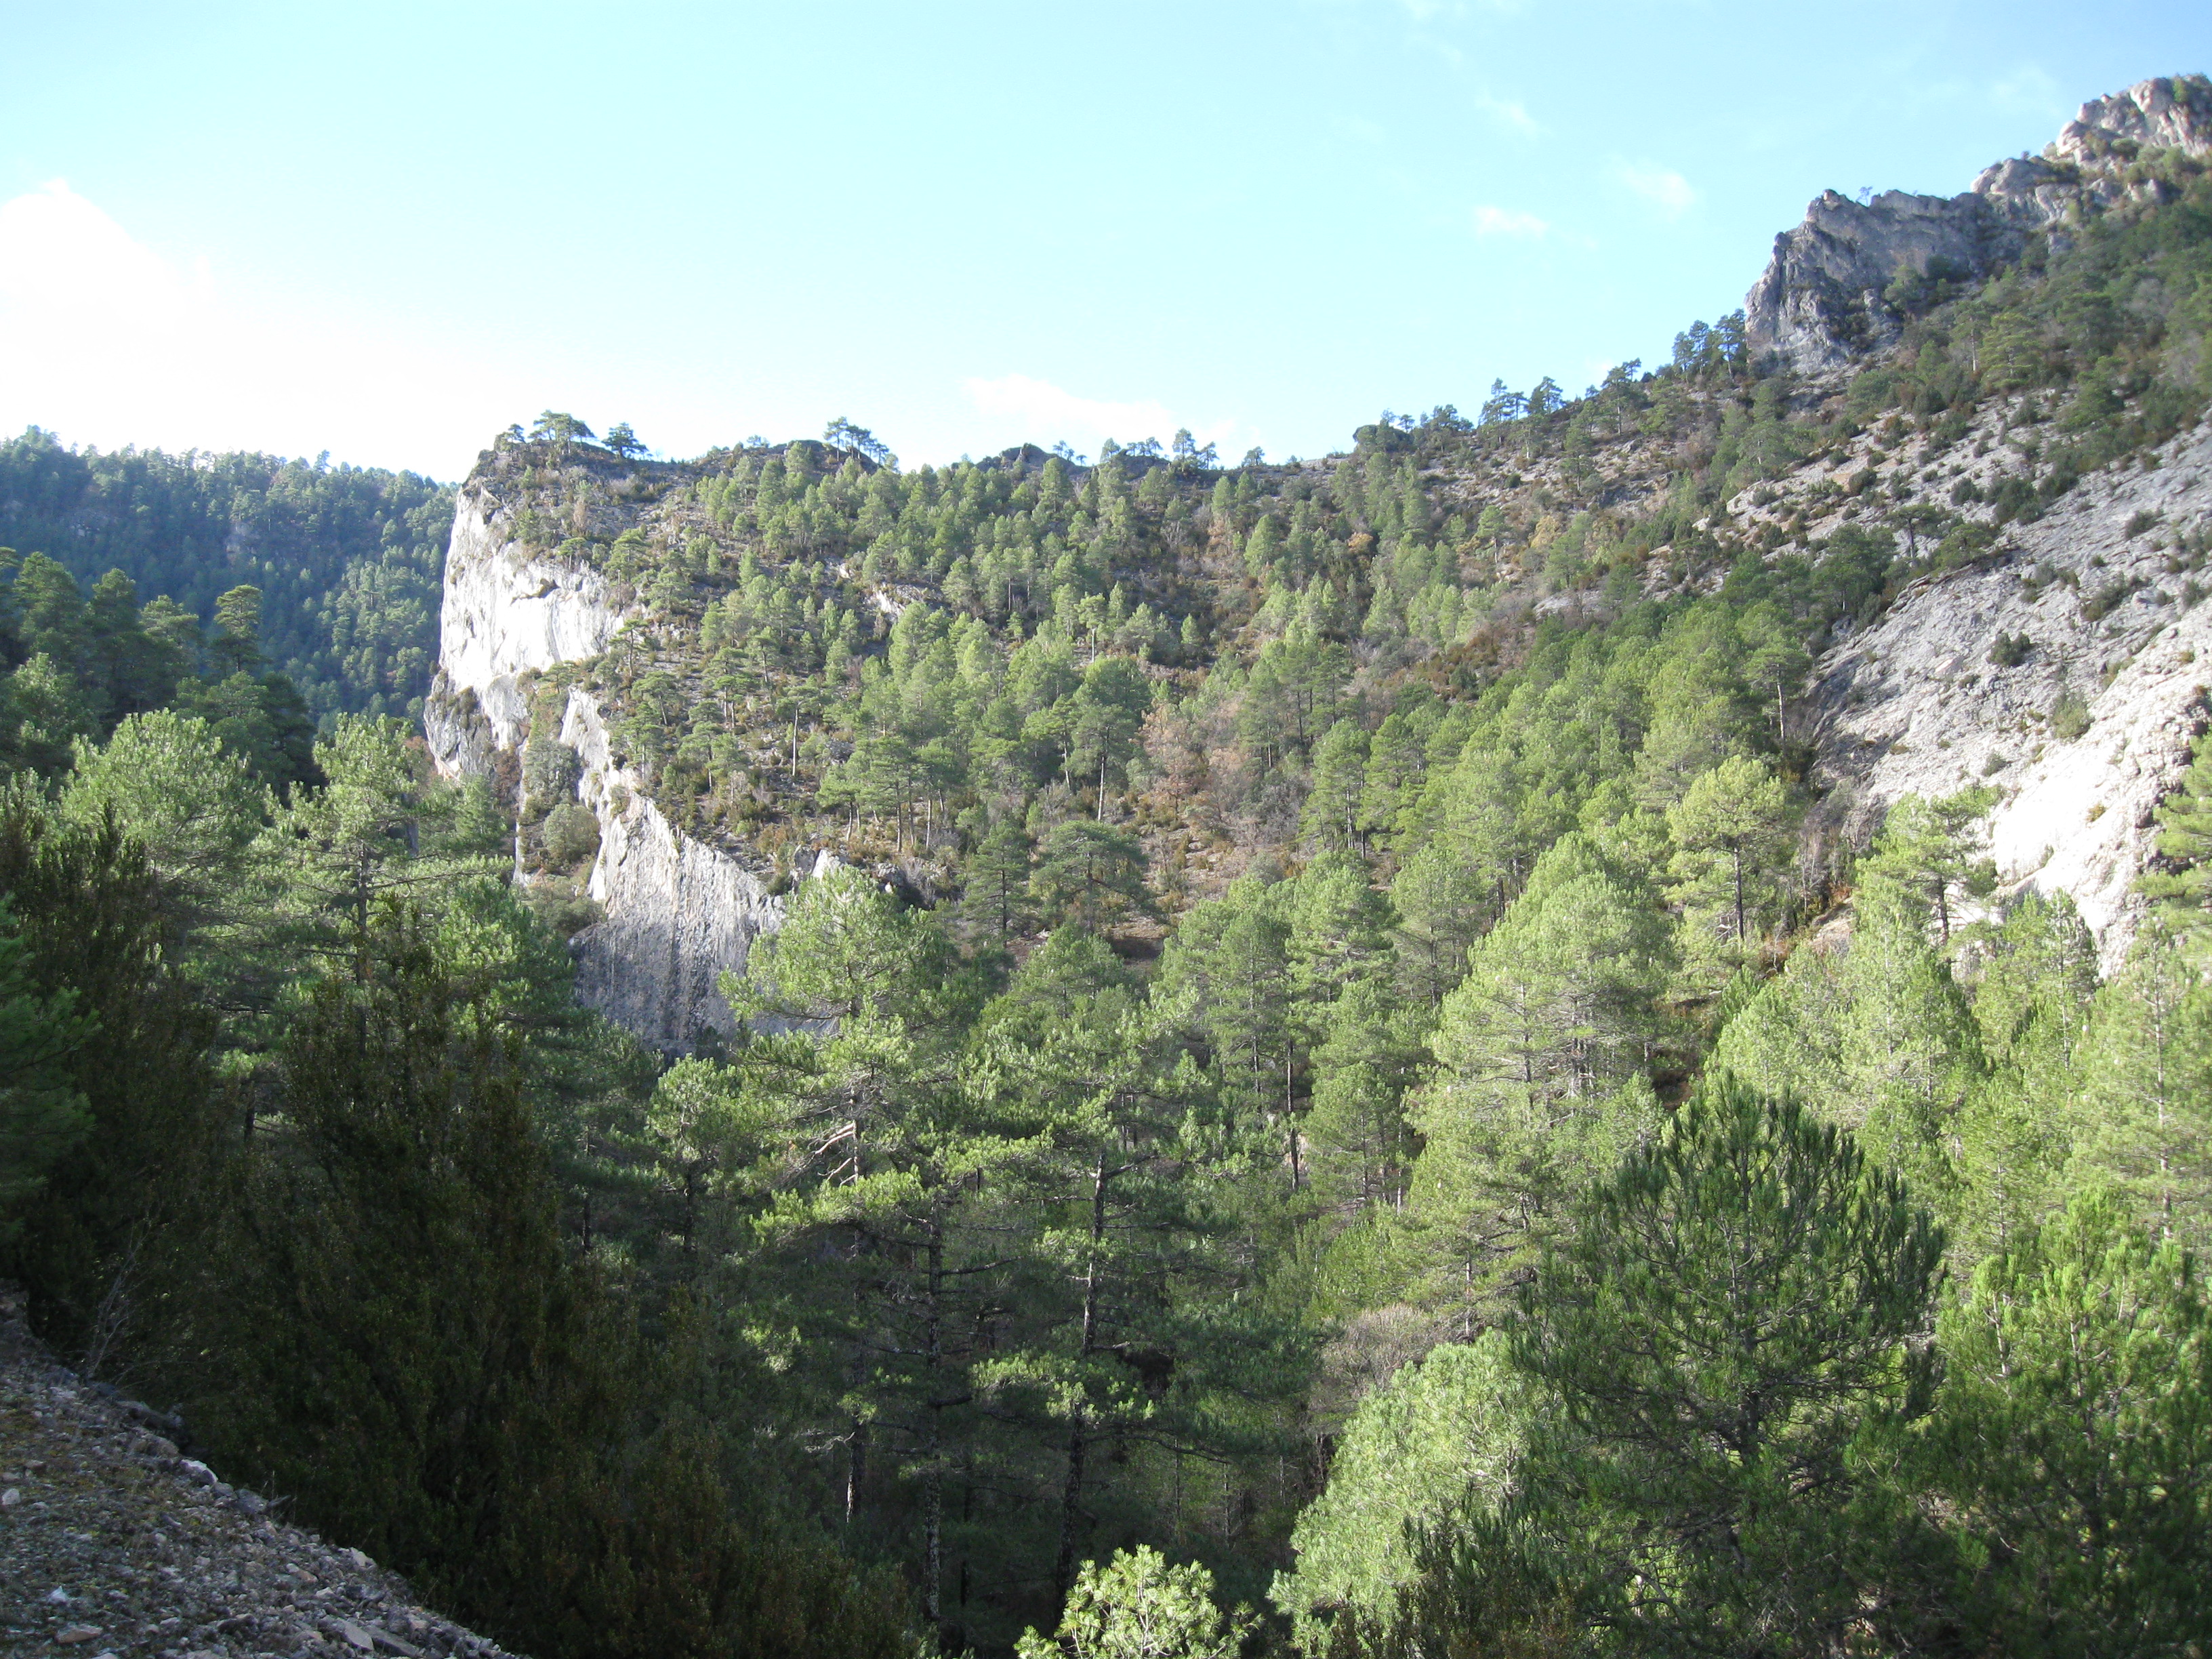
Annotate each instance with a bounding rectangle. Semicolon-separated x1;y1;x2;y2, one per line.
424;480;628;777
428;477;787;1050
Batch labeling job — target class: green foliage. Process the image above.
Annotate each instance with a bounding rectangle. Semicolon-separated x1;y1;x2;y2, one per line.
1663;754;1795;980
1929;1192;2212;1654
1399;1078;1944;1658
1407;833;1674;1319
2066;921;2212;1246
0;785;222;1349
1271;1335;1524;1652
0;429;451;722
1017;1546;1255;1659
16;110;2212;1657
0;898;91;1242
2143;724;2212;933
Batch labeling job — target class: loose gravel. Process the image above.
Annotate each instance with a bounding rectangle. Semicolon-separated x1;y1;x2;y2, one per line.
0;1288;523;1659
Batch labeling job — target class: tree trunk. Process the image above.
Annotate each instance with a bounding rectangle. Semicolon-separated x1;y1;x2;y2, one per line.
1733;844;1746;951
1055;1152;1111;1597
924;1206;944;1624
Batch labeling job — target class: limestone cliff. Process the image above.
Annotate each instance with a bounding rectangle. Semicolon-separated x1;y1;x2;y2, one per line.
1746;75;2212;374
1805;423;2212;968
556;686;790;1048
428;467;790;1050
424;475;628;779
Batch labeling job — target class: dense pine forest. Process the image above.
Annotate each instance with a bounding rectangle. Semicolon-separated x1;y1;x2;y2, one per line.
0;431;452;729
7;87;2212;1659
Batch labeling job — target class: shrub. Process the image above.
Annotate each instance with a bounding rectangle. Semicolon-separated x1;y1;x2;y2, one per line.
542;803;602;869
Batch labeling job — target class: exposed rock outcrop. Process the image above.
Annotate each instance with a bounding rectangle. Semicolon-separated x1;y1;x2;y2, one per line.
558;688;788;1049
1747;75;2212;373
0;1288;519;1658
424;479;628;779
1805;420;2212;969
427;474;790;1050
1743;188;2022;374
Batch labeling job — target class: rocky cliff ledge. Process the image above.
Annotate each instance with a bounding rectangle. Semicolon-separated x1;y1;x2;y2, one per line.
1746;75;2212;373
423;479;628;780
427;472;787;1050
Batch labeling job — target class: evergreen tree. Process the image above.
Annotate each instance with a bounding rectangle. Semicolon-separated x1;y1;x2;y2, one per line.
1407;834;1673;1324
1403;1079;1945;1656
2142;724;2212;936
1664;753;1795;979
2069;920;2212;1246
0;899;91;1242
1017;1547;1254;1659
1301;718;1369;851
1930;1192;2212;1653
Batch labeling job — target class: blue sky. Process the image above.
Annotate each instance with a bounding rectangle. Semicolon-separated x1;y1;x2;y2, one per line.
3;1;2207;478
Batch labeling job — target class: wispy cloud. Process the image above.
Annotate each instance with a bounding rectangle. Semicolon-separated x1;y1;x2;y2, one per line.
1614;160;1698;218
961;373;1240;455
1473;205;1550;239
1988;64;2066;119
1474;91;1538;136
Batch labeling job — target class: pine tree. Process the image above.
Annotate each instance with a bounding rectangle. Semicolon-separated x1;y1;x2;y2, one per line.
962;814;1036;946
2142;725;2212;936
0;899;91;1242
1300;718;1369;851
1407;834;1673;1322
1407;1078;1945;1656
1664;753;1795;980
2069;920;2212;1246
1931;1192;2212;1652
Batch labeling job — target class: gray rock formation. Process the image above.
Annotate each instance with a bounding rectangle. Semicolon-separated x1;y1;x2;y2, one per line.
558;687;788;1049
1746;75;2212;374
1803;419;2212;970
424;477;628;779
427;479;793;1050
1743;188;2020;374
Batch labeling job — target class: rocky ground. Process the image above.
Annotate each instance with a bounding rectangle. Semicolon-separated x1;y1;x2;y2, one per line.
1802;415;2212;967
0;1288;520;1659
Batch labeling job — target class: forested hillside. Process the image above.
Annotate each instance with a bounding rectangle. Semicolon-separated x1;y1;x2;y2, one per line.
5;74;2212;1659
0;429;451;726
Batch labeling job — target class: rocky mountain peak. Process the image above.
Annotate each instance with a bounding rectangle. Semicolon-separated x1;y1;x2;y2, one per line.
1746;73;2211;375
2053;75;2212;167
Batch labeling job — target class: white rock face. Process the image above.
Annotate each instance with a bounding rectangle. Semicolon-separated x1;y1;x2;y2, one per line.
426;484;628;776
425;481;790;1050
1809;422;2212;970
559;689;787;1048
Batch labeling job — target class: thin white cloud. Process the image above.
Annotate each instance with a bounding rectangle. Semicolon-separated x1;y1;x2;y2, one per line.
0;179;537;473
1989;64;2066;118
1474;92;1538;137
1473;205;1550;239
1614;160;1698;218
962;373;1242;456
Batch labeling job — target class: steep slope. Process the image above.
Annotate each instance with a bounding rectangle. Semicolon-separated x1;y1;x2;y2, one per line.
426;462;791;1048
1746;76;2211;372
425;75;2212;1046
1797;415;2212;966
